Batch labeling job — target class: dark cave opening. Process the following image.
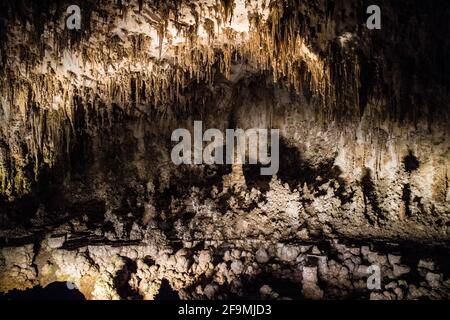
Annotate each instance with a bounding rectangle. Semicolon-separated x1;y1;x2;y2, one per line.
0;282;85;300
154;279;179;301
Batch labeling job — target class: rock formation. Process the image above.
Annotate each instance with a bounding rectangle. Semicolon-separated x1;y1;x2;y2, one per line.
0;0;449;300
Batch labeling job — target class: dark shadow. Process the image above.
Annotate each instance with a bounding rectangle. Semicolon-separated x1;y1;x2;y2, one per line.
277;137;339;191
227;273;302;300
402;183;412;218
0;282;85;300
361;168;383;224
243;163;272;193
403;151;420;173
114;258;141;300
154;279;179;300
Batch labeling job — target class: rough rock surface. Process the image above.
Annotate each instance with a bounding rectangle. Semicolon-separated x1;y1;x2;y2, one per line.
2;224;450;299
0;0;449;300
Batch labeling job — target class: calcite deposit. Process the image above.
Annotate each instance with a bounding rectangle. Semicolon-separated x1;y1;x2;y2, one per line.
0;0;449;300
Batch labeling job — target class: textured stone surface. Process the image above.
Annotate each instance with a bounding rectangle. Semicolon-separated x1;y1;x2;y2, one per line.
1;234;449;300
0;0;449;300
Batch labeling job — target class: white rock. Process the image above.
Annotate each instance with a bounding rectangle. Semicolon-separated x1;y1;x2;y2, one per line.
418;259;435;271
385;281;398;289
277;245;300;262
256;248;270;264
175;248;189;257
299;245;312;253
394;287;404;300
175;256;190;273
198;251;212;265
354;265;370;278
367;252;388;266
311;246;321;255
361;246;371;256
349;247;361;256
167;255;176;268
393;264;411;277
387;254;401;266
231;250;241;259
370;292;387;300
425;272;442;288
302;266;323;300
231;260;244;275
46;236;65;249
204;284;217;299
223;251;232;261
260;285;273;296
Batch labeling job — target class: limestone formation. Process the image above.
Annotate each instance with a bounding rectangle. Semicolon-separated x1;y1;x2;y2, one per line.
0;0;449;300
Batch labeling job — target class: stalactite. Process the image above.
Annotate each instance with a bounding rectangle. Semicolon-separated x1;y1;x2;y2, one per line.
0;0;447;200
0;1;327;198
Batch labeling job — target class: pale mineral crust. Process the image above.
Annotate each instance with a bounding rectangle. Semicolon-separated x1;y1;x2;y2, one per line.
0;0;449;300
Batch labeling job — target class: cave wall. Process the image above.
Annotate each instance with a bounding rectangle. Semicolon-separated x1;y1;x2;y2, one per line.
0;0;449;300
0;0;448;240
